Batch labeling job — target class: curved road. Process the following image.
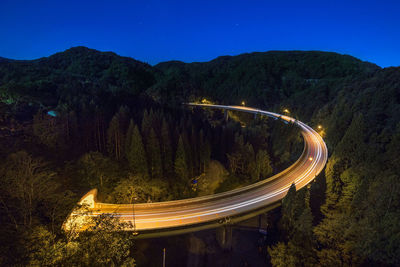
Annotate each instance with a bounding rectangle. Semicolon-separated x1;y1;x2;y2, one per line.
64;104;328;236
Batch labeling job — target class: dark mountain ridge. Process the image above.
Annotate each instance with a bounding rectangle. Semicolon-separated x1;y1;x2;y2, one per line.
151;49;381;118
0;56;13;63
0;47;157;106
0;47;380;115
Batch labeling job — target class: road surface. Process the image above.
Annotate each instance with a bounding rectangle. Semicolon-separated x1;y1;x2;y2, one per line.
63;104;328;236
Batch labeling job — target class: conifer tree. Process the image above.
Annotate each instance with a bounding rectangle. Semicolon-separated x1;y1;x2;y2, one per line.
182;132;193;178
117;106;130;135
93;107;106;152
127;125;148;177
269;185;317;266
245;143;257;180
106;107;131;160
107;114;122;160
174;135;188;182
191;126;199;174
141;109;152;141
335;113;367;167
125;119;135;160
147;128;162;179
199;130;211;173
161;118;173;177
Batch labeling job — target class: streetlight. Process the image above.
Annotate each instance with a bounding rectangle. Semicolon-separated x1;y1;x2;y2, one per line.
283;108;290;114
130;192;139;236
317;125;325;138
241;101;246;106
309;157;313;161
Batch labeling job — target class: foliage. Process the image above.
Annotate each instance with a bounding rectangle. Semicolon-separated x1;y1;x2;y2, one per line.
76;151;121;192
0;46;156;107
109;175;170;203
174;135;189;183
126;123;148;177
268;185;317;266
151;51;378;111
27;215;136;266
0;151;59;229
1;47;399;265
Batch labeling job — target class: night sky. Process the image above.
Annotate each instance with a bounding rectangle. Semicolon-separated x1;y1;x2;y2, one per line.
1;0;399;67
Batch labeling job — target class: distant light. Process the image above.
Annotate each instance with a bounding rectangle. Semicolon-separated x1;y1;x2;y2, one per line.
318;125;322;129
241;101;245;106
309;157;313;161
283;109;290;113
47;110;58;117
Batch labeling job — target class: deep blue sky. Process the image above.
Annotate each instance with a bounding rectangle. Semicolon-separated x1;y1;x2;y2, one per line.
1;0;399;67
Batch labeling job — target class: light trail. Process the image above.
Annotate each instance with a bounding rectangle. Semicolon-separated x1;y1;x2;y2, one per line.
63;104;328;236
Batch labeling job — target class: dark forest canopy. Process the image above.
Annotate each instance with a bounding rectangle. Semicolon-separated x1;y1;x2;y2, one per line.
0;46;157;107
0;46;379;111
1;47;400;266
152;50;379;106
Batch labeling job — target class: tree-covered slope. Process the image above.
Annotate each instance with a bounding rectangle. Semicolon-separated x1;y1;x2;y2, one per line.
0;47;398;265
0;47;379;117
153;52;400;265
151;51;379;112
269;66;400;266
0;47;157;107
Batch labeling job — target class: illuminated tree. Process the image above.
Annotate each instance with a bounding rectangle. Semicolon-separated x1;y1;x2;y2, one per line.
256;149;273;179
0;151;58;229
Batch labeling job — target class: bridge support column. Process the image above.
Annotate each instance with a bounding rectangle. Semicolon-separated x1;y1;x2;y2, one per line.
216;225;233;251
224;109;229;122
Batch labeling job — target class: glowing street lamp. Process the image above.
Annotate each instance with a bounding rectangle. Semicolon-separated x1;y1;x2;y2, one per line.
283;108;290;114
241;101;246;106
309;157;313;161
317;125;325;138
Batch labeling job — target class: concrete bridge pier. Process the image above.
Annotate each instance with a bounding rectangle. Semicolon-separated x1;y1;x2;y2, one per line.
224;109;229;122
216;225;233;251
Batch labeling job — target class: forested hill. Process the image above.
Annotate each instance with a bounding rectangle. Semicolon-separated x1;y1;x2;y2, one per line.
272;66;400;266
1;47;400;265
151;51;379;110
153;54;400;265
0;57;13;63
0;47;157;107
1;47;379;113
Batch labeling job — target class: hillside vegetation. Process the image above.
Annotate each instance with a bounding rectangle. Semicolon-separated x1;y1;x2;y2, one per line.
1;47;399;265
